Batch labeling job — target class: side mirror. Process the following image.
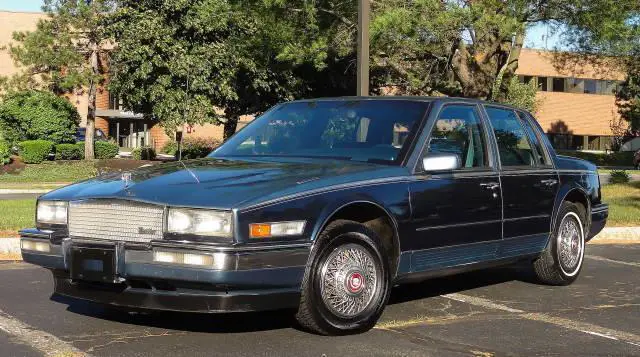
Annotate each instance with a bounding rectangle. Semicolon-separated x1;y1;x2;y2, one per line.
422;153;461;172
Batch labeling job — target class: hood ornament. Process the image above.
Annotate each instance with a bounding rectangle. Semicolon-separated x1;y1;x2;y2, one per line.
121;172;132;188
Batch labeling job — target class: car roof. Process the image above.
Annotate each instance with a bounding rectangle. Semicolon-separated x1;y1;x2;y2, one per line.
287;96;529;114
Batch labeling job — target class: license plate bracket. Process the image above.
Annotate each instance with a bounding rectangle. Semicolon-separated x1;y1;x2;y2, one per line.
70;246;117;283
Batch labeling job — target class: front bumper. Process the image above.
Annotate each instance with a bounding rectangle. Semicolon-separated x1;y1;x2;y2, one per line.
20;229;310;313
588;203;609;241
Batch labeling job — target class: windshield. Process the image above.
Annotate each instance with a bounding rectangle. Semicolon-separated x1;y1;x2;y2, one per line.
212;100;429;165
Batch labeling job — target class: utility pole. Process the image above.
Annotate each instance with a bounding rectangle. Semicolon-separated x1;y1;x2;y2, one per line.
357;0;370;96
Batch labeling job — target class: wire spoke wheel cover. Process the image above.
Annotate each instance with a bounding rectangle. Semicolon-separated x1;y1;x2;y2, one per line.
320;243;380;318
556;211;584;276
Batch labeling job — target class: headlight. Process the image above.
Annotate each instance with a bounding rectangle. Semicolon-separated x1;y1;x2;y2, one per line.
36;201;68;225
167;208;233;237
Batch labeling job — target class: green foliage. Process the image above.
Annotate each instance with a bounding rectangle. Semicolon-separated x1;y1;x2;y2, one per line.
131;146;156;160
0;90;79;145
160;141;178;156
0;161;97;183
18;140;54;164
558;150;635;167
93;141;119;159
107;0;302;139
54;143;84;160
5;0;115;160
616;53;640;132
0;140;11;165
609;170;631;184
177;137;221;160
496;77;540;113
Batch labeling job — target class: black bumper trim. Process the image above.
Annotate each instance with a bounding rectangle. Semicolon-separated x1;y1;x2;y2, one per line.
588;203;609;240
53;275;301;313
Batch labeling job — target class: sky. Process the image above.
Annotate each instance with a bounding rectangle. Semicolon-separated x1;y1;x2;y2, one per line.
1;0;561;49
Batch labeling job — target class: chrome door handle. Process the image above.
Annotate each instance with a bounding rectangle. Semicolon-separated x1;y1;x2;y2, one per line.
480;182;500;190
540;179;558;186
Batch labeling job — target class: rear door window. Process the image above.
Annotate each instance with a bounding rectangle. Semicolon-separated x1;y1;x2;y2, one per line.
516;111;551;166
485;107;536;168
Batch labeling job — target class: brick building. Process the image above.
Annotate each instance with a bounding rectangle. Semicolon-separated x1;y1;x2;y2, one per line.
1;11;629;152
515;49;626;151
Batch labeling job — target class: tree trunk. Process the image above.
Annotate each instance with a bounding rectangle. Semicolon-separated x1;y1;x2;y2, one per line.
490;31;525;100
223;115;239;141
84;48;98;160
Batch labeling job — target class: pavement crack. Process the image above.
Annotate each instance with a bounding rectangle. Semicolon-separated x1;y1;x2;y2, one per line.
85;330;187;352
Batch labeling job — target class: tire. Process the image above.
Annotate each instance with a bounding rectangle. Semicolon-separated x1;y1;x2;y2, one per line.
295;219;391;335
533;201;586;285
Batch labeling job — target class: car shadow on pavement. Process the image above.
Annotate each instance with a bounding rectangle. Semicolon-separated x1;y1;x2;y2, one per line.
50;263;539;333
51;294;297;333
389;263;538;305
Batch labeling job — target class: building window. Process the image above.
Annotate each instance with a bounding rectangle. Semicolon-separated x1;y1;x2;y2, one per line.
552;78;565;92
584;80;597;94
537;77;548;91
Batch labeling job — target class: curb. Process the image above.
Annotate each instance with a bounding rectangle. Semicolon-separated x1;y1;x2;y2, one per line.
591;226;640;242
0;189;51;194
0;238;20;255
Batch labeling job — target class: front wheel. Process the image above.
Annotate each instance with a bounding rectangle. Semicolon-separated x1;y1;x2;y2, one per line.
533;201;586;285
295;220;391;335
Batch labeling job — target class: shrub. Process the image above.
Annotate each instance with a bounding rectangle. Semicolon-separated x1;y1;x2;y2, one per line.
609;170;630;184
18;140;54;164
0;140;10;165
94;141;119;159
557;151;635;167
160;140;178;155
176;137;221;159
0;90;79;145
132;146;156;160
55;143;84;160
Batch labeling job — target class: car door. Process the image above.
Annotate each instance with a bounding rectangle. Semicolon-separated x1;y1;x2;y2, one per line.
483;106;558;255
407;104;503;271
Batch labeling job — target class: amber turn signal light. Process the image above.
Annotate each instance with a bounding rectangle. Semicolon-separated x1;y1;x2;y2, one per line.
250;224;272;238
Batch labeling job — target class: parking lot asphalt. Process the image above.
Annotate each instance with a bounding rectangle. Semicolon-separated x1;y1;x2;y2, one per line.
0;244;638;357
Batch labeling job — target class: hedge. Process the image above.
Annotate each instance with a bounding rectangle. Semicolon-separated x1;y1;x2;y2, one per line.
19;140;54;164
0;90;79;145
132;146;156;160
164;137;220;160
94;141;119;159
557;151;635;167
0;140;10;165
55;143;84;160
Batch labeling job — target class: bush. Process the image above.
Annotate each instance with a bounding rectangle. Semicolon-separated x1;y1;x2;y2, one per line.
94;141;119;159
132;146;156;160
160;140;178;155
175;137;221;159
0;140;10;165
609;170;631;184
557;151;635;167
18;140;54;164
55;143;84;160
0;90;79;145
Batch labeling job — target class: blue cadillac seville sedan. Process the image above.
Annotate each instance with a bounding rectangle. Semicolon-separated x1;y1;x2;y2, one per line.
21;97;608;335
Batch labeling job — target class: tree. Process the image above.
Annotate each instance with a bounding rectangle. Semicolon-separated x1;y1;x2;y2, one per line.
6;0;114;159
616;54;640;133
262;0;640;100
107;0;303;139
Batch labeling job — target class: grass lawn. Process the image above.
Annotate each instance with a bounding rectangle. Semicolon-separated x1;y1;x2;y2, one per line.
0;161;96;184
601;181;640;227
598;169;640;174
0;199;35;237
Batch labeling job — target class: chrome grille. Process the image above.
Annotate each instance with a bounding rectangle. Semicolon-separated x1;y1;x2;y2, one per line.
68;200;164;243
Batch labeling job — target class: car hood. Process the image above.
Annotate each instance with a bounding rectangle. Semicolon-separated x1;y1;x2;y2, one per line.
41;157;408;209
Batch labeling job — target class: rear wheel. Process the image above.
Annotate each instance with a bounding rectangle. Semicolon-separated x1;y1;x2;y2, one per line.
295;220;390;335
533;201;586;285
